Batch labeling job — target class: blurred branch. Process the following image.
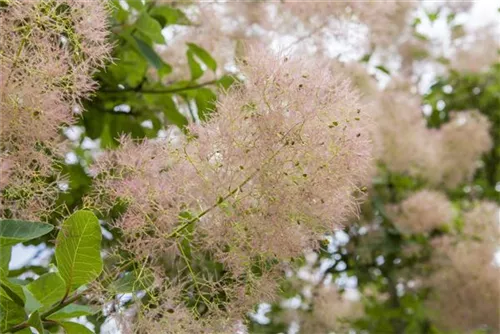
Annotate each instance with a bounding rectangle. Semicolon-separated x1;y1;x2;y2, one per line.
100;79;218;94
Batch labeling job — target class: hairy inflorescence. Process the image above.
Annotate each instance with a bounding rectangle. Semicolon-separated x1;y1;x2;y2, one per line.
91;49;372;330
388;190;454;235
427;201;500;332
0;0;110;220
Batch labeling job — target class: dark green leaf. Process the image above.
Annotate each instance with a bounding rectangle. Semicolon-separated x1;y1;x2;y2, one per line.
132;35;172;77
375;65;391;75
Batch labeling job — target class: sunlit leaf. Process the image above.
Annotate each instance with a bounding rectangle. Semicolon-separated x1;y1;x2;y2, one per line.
55;211;103;293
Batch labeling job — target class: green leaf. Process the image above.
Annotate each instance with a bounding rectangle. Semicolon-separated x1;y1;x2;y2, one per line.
135;12;165;44
186;88;217;121
217;74;237;90
0;245;11;278
0;220;53;247
150;5;191;27
427;10;439;23
55;211;103;293
27;311;44;334
126;0;143;10
60;321;94;334
106;48;148;87
360;53;372;63
132;35;172;77
0;288;26;332
375;65;391;75
110;269;155;294
152;94;188;128
26;273;66;311
22;287;43;314
47;304;96;321
187;43;217;72
187;50;203;80
0;280;25;307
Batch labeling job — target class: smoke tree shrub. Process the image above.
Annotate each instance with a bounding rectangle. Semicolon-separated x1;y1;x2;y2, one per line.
89;49;372;332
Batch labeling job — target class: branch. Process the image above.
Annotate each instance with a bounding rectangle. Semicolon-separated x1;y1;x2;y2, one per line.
5;293;83;333
100;79;218;94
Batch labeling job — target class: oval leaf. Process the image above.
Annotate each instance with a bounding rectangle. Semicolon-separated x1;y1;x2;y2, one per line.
0;220;53;247
55;211;103;292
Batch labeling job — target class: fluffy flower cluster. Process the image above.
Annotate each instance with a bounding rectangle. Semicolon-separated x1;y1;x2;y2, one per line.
450;25;500;73
92;50;372;329
329;60;493;190
0;0;110;219
388;190;454;235
427;201;500;332
281;0;415;48
373;91;492;188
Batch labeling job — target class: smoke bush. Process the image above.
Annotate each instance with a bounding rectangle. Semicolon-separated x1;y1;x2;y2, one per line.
92;49;372;330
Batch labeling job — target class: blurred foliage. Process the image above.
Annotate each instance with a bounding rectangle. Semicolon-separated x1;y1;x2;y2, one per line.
424;63;500;201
